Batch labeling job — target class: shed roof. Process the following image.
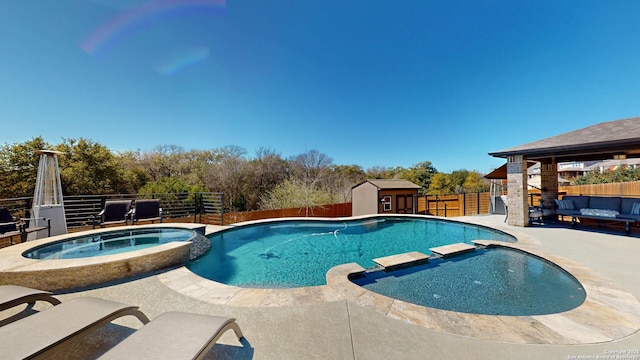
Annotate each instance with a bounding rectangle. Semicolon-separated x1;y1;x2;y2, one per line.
488;117;640;162
353;179;422;190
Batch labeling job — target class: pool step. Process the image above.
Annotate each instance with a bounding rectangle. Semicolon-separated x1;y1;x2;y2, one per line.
430;243;476;257
373;252;430;269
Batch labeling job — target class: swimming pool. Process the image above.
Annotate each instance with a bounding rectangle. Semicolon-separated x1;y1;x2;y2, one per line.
23;228;200;259
187;216;515;288
351;247;586;315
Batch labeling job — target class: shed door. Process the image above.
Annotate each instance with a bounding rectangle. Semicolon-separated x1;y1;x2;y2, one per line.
396;195;414;214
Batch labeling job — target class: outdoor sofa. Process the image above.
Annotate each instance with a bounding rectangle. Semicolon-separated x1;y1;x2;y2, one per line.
555;195;640;234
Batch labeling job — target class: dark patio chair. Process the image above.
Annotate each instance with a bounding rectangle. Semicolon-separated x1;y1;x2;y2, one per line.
91;200;133;229
20;216;51;242
0;207;22;244
131;199;163;224
0;208;50;243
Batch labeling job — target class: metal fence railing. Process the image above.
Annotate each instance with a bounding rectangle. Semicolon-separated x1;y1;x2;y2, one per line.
0;192;225;230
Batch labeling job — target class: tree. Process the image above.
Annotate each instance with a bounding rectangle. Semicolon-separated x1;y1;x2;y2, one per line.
449;170;469;194
462;171;490;193
116;150;149;193
260;178;336;211
181;149;216;189
241;147;289;210
428;173;452;195
288;149;333;215
140;145;187;181
326;165;367;202
574;167;640;184
139;177;206;194
401;161;438;195
204;145;249;211
365;166;397;179
55;138;128;195
0;137;51;198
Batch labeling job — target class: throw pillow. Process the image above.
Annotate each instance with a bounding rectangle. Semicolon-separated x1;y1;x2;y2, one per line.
554;199;574;210
631;202;640;215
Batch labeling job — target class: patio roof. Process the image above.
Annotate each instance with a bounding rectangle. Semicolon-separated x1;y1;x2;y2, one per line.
484;161;536;179
488;117;640;162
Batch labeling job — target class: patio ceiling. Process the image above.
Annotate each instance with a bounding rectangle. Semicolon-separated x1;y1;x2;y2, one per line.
488;117;640;163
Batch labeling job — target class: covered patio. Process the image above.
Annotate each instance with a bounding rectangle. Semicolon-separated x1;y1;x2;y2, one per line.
488;117;640;227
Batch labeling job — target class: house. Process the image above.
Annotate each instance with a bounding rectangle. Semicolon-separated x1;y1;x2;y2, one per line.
526;159;640;187
351;179;422;216
587;158;640;173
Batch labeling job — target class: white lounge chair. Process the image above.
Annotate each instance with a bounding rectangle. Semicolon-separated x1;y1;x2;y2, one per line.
0;285;61;313
0;297;150;359
98;311;244;360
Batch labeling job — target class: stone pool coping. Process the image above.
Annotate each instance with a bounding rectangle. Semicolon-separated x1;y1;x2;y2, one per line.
0;223;206;290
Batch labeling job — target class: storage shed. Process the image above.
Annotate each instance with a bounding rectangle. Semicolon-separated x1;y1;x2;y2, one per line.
351;179;422;216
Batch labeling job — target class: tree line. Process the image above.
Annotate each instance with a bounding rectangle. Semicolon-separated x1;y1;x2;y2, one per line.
0;137;490;211
573;166;640;185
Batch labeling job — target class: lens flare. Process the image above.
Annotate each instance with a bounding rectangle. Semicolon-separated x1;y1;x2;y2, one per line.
81;0;225;56
155;46;210;75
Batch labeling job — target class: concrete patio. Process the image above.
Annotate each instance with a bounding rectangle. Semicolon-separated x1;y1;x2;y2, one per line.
2;214;640;359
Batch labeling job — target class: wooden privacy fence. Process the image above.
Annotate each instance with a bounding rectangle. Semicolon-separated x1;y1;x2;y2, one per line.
559;181;640;197
225;203;352;224
414;181;640;219
226;194;491;223
417;193;491;217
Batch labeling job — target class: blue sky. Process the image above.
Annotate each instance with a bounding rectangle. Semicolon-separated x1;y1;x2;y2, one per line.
1;1;639;173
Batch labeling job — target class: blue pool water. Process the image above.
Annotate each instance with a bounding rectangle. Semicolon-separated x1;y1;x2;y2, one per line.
187;216;515;288
352;247;586;315
23;228;198;259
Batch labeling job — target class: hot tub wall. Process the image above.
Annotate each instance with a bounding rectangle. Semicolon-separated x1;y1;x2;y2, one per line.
0;242;191;291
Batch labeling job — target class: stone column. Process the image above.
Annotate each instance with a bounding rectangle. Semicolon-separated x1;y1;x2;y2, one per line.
506;155;528;226
540;159;558;209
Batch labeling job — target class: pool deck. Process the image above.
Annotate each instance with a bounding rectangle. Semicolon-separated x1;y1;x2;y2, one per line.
2;215;640;359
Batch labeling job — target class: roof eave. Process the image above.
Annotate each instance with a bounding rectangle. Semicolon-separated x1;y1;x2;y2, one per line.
489;138;640;159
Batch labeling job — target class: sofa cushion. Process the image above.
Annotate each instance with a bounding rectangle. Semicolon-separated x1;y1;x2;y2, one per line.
562;196;590;210
621;198;640;214
554;199;574;210
589;196;621;212
580;208;619;217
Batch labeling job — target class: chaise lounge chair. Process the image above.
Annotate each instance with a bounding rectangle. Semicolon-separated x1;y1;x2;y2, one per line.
98;311;244;360
131;199;163;224
91;200;134;229
0;296;150;359
0;285;61;313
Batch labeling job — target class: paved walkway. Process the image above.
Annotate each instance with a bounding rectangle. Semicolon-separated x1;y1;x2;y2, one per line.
2;215;640;359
